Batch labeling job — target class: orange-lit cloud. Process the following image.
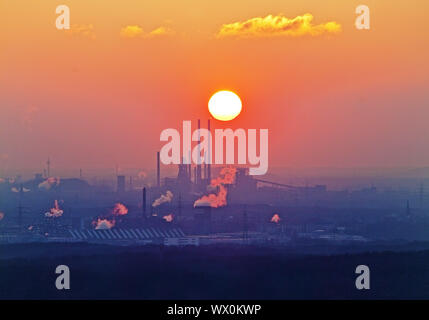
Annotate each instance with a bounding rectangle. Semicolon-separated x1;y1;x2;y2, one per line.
216;13;341;38
120;25;144;38
65;24;96;39
120;25;176;38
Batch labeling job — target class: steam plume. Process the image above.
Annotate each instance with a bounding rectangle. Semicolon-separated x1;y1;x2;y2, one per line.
271;214;281;223
38;177;60;190
112;203;128;216
93;218;115;230
44;200;64;218
163;214;174;222
152;191;173;207
92;203;128;229
194;167;237;208
11;187;30;193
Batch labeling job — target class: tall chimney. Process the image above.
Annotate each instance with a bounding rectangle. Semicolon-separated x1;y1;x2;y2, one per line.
47;157;51;177
117;175;126;193
188;150;192;180
178;193;182;217
197;119;201;184
157;151;160;187
207;119;211;182
142;187;147;218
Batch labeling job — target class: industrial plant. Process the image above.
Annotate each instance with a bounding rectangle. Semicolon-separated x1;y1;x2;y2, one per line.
0;120;428;247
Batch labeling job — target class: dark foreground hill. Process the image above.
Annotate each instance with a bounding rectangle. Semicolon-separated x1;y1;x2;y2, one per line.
1;243;428;299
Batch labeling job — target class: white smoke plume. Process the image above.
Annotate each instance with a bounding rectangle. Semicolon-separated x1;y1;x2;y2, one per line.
11;187;30;193
194;167;237;208
271;214;281;223
44;200;64;218
137;171;147;179
163;214;174;222
91;203;128;229
38;177;60;190
111;203;128;216
152;190;173;207
93;218;115;230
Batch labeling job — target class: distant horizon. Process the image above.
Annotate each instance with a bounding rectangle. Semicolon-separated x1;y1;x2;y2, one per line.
3;164;429;177
1;0;429;172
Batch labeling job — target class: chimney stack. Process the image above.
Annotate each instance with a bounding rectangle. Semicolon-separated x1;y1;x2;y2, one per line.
157;151;160;187
117;175;126;193
142;187;147;218
207;119;211;182
197;119;201;184
178;193;182;217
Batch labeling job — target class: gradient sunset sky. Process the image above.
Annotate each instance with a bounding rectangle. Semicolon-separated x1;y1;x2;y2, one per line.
0;0;428;176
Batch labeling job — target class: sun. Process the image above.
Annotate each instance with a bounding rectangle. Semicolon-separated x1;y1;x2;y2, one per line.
208;90;242;121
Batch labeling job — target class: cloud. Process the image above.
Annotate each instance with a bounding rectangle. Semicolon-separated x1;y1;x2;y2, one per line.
120;25;176;39
216;13;341;38
120;25;144;38
66;24;96;39
147;26;176;38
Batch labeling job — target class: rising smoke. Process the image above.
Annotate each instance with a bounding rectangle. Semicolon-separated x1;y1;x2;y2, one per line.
152;191;173;207
111;203;128;216
44;200;64;218
194;167;237;208
271;213;281;223
93;218;115;230
162;214;174;222
11;187;30;193
92;202;129;229
38;177;60;190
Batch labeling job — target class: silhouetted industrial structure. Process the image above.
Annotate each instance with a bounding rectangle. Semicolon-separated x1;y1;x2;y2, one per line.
117;175;125;193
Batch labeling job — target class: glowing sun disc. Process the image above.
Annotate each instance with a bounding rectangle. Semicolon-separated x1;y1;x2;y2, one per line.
208;90;242;121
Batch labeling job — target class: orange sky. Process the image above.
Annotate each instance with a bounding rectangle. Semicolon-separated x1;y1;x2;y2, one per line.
0;0;428;176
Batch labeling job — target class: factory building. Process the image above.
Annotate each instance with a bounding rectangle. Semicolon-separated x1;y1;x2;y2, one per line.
69;226;186;243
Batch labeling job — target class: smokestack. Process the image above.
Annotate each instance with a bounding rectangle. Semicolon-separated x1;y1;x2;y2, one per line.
142;187;147;218
208;119;211;182
117;175;126;193
178;193;182;217
157;151;160;187
188;150;192;180
17;184;23;227
197;119;201;184
47;157;51;177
